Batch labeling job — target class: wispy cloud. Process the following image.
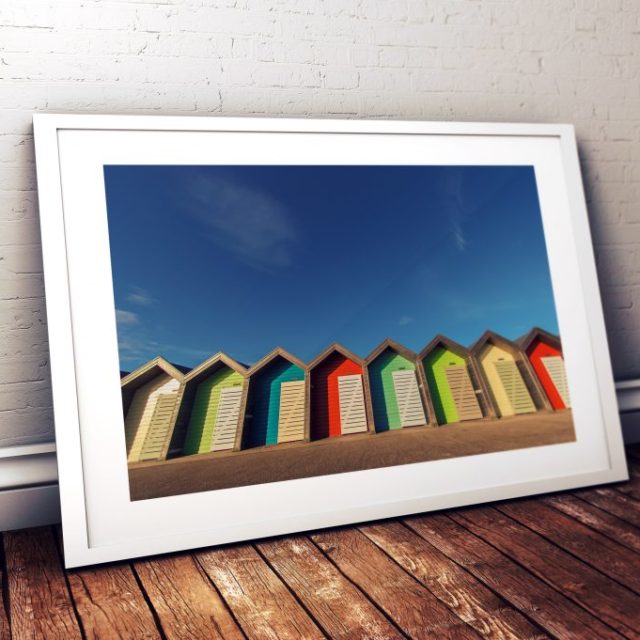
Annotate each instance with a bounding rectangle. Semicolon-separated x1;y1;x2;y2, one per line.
126;286;154;306
452;222;467;251
116;309;139;325
398;315;414;326
184;174;297;271
444;170;468;252
116;317;213;370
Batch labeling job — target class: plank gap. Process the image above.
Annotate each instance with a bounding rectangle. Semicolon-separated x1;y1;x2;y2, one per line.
129;561;170;640
494;501;640;596
252;540;334;639
306;533;413;639
449;508;637;638
51;526;89;640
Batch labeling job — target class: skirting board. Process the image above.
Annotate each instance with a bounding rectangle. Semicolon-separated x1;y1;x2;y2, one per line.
0;484;60;531
0;442;60;532
1;382;639;532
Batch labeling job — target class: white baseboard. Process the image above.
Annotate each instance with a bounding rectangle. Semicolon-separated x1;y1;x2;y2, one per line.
0;483;60;531
614;379;640;445
1;381;639;531
0;442;60;531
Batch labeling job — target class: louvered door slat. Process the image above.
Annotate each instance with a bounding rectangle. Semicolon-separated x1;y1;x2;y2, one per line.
211;385;243;451
494;360;536;415
277;380;306;443
337;375;368;435
126;376;179;462
541;356;571;408
139;392;178;461
391;369;426;427
444;365;483;421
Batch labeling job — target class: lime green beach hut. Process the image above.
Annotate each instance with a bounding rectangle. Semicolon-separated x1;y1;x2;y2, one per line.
121;357;185;463
168;353;248;457
419;335;495;425
365;339;433;432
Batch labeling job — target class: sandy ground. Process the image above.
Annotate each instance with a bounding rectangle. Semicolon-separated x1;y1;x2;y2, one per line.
128;411;575;501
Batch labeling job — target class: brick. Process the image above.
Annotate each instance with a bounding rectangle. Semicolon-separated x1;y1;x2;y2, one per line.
0;0;639;450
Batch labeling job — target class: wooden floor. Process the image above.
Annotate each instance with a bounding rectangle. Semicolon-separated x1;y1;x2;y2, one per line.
2;449;640;639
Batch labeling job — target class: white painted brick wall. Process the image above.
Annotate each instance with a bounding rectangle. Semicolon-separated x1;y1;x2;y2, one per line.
0;0;638;447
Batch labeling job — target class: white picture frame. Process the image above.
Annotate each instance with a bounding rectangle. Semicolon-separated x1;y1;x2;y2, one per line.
33;114;628;568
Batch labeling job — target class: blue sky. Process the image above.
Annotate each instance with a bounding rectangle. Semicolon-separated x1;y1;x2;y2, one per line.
104;164;559;371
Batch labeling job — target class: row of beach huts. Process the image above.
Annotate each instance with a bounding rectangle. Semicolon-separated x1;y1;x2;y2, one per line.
122;327;570;464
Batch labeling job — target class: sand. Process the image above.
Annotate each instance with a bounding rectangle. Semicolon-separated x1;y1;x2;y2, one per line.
128;411;575;501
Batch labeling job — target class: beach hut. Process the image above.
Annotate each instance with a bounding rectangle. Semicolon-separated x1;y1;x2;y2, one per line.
167;353;248;457
419;335;496;425
242;348;307;448
365;339;432;432
308;344;374;440
121;357;186;463
519;327;570;410
471;331;550;418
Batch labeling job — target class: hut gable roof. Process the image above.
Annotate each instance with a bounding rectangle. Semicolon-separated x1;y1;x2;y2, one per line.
247;347;307;376
517;326;562;353
418;334;470;361
365;338;417;365
184;352;247;383
469;330;524;358
307;343;364;370
120;356;185;389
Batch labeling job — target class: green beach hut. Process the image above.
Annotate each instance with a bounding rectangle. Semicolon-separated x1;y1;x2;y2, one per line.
168;353;248;457
365;339;433;432
419;335;495;425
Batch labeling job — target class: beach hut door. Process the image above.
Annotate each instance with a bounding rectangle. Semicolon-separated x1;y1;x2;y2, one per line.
139;393;177;461
211;385;243;451
392;369;426;427
494;360;536;415
337;374;368;435
541;356;571;408
277;380;306;443
444;366;483;421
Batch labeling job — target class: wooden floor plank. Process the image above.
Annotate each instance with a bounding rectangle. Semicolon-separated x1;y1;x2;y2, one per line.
67;563;161;639
576;487;640;528
196;544;324;640
311;527;480;639
625;446;640;462
0;535;10;640
497;500;640;594
404;513;625;639
134;554;244;640
359;521;548;640
257;535;404;640
615;460;640;500
4;453;640;639
452;506;640;639
542;494;640;554
4;527;83;640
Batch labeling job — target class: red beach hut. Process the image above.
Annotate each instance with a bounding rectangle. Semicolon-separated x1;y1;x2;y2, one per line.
308;344;374;440
519;327;570;410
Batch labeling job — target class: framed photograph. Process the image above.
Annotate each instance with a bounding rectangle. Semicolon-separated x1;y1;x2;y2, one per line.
34;115;628;568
